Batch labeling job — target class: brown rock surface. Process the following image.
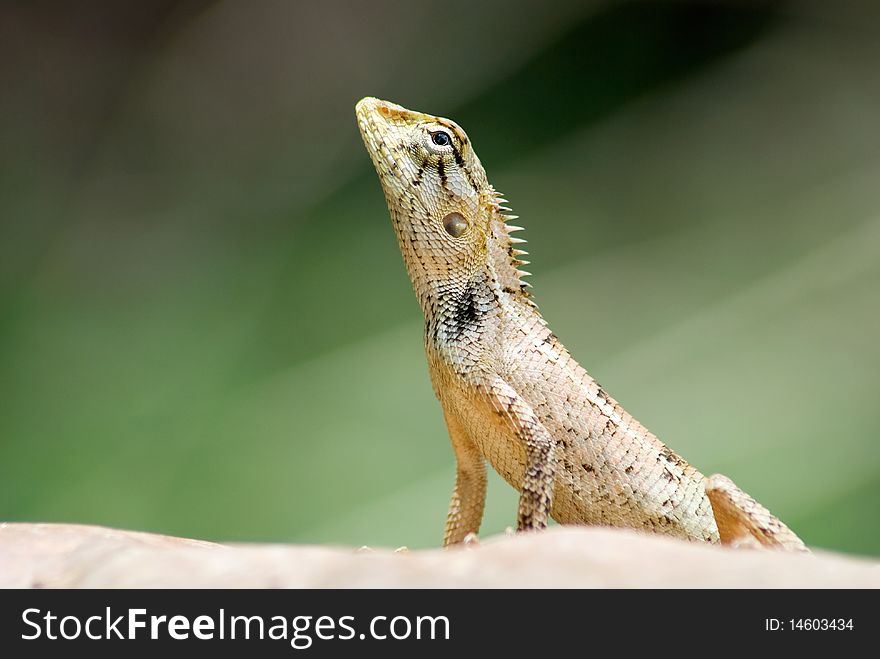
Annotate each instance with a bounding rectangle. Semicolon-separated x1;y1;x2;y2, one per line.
1;523;878;588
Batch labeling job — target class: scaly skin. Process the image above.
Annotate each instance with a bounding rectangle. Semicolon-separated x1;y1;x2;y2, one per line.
356;97;806;551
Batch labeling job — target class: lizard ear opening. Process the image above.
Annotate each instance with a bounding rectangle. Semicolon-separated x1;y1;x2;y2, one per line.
442;212;469;238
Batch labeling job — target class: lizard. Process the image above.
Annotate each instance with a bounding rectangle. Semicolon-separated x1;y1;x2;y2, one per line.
355;96;807;552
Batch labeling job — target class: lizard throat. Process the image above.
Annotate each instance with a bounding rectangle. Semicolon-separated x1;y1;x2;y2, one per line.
428;271;498;345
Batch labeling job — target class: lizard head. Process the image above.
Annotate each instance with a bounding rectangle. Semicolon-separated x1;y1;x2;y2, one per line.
356;97;532;312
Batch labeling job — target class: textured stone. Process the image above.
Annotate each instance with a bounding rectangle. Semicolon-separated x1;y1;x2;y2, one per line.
1;523;877;588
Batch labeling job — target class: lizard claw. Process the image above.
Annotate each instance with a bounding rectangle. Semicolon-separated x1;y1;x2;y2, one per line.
463;532;480;546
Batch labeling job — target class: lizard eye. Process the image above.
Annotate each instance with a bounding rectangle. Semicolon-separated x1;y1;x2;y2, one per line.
442;212;468;238
429;130;452;147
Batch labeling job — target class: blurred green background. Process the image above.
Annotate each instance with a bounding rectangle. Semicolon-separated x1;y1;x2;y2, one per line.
2;0;878;555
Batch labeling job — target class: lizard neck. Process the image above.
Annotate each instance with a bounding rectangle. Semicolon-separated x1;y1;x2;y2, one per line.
388;193;536;343
485;199;535;306
426;266;500;347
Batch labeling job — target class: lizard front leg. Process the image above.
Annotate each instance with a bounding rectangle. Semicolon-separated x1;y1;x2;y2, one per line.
442;408;487;547
486;378;558;533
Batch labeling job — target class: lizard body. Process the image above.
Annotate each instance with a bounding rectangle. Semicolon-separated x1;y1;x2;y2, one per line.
356;97;806;551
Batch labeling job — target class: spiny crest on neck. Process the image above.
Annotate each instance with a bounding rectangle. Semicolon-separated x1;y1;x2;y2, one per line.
486;186;536;307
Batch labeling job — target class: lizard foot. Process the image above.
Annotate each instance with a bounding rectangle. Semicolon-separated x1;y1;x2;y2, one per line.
705;474;808;552
463;532;480;546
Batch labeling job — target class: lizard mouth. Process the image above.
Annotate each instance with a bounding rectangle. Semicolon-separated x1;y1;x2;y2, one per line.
356;97;424;124
355;98;387;148
355;96;422;189
354;96;384;126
